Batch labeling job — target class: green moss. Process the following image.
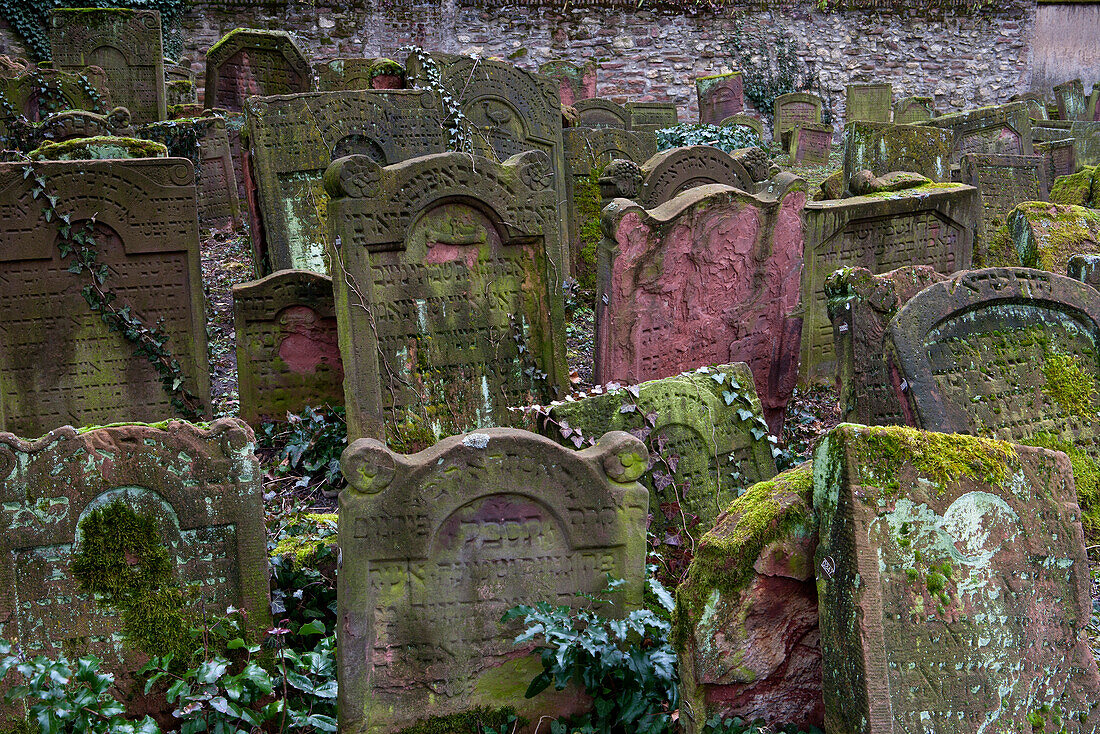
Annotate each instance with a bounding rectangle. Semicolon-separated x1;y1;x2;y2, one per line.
574;167;604;291
1024;433;1100;545
367;58;405;81
29;135;168;161
1043;353;1097;417
1050;166;1097;208
395;706;525;734
981;221;1016;267
271;513;338;568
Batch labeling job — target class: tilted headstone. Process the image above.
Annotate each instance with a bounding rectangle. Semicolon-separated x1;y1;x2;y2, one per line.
626;101;678;132
338;428;649;731
597;181;806;433
1036;137;1078;181
845;82;892;123
574;98;630;129
317;58;405;91
1091;83;1100;122
204;29;311;113
244;90;446;273
0;419;269;696
798;183;977;385
539;59;597;107
49;9;164;125
960;153;1050;264
1068;252;1100;290
826;266;948;426
599;145;756;209
326;151;568;441
232;270;342;425
843;120;953;183
773;92;823;147
719;113;764;142
1034;120;1100;168
1054;78;1088;121
546;364;777;538
892;96;935;124
919;101;1033;163
1007;202;1100;274
0;158;209;437
696;72;743;125
788;123;833;167
815;423;1100;733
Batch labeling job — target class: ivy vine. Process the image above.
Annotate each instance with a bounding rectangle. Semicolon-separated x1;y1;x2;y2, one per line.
725;23;833;126
1;68;108;151
399;45;476;154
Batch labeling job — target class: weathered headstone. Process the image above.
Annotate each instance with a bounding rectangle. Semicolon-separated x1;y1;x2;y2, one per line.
28;135;166;161
327;151;568;442
599;145;756;209
892;96;934;124
338;428;649;732
35;106;132;144
696;72;743;126
961;153;1050;263
1091;83;1100;122
317;58;405;91
774;92;823;147
1054;78;1088;121
1034;120;1100;168
165;60;197;107
843;120;953;183
204;29;311;113
788;123;833;166
720;113;764;142
574;98;630;129
546;364;777;538
49;8;164;125
845;82;892;123
244;90;446;273
564;127;657;172
626;101;678;132
1007;202;1100;273
815;423;1100;733
1068;252;1100;290
798;182;977;385
1036;137;1078;181
232;270;342;425
920;101;1033;163
0;158;209;437
597;181;806;433
539;59;597;107
0;66;109;137
0;419;269;697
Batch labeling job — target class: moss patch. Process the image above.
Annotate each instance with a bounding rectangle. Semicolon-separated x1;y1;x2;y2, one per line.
1023;433;1100;545
394;706;525;734
271;513;338;568
574;167;603;291
1050;166;1097;208
1011;202;1100;274
981;221;1016;267
29;136;168;161
1043;353;1097;417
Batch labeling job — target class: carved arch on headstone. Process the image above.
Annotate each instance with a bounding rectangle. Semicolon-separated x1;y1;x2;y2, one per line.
638;145;754;207
574;98;630;130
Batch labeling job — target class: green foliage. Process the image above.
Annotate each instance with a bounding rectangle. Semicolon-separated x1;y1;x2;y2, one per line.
401;46;475;154
261;405;348;493
725;25;829;126
656;123;760;154
395;706;525;734
1042;353;1097;418
702;714;823;734
268;509;338;651
503;575;678;734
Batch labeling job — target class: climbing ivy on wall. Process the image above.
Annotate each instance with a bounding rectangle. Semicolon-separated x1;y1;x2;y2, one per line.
0;0;188;61
725;22;832;125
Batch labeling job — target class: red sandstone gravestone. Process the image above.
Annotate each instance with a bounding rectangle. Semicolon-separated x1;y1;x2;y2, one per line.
539;59;597;107
696;72;744;126
789;123;833;166
204;29;311;113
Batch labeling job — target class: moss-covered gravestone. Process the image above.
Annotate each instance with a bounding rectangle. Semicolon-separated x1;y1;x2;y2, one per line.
799;182;977;386
1007;202;1100;273
919;101;1033;163
788;123;833;167
326;151;568;442
845;82;892;123
1054;78;1088;121
599;145;755;209
316;58;405;91
539;59;597;107
1035;120;1100;168
0;158;209;437
0;419;269;699
204;29;311;113
27;135;167;160
546;364;777;540
49;8;164;125
843;121;953;183
892;96;934;125
598;180;806;434
814;424;1100;732
1036;137;1077;181
574;98;630;129
232;270;343;425
338;428;649;732
696;72;743;126
0;66;109;141
960;153;1050;263
626;102;678;133
773;92;823;147
243;90;446;273
35;107;132;144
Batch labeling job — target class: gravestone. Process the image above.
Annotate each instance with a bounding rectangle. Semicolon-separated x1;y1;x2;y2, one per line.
232;270;342;425
0;158;209;437
845;82;892;123
1007;202;1100;274
960;153;1050;263
1069;252;1100;290
1034;120;1100;168
843;121;953;183
920;101;1033;163
815;423;1100;733
165;60;197;107
326;151;568;441
204;29;311;113
892;96;934;124
1014;92;1050;122
563;127;657;172
1091;83;1100;122
546;364;777;539
696;72;743;125
599;145;755;209
317;58;405;91
826;266;948;426
720;113;764;142
338;428;649;732
0;66;109;136
1036;138;1078;180
35;107;132;144
597;181;806;433
28;135;166;161
798;183;977;385
574;98;630;129
244;90;446;273
788;123;833;166
49;8;164;125
0;419;269;697
626;102;678;132
774;92;823;147
1054;78;1088;121
539;60;597;107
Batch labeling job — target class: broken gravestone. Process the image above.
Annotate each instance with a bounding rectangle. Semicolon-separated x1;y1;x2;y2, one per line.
843;121;953;183
337;428;649;732
696;72;744;126
27;136;166;161
815;423;1100;732
35;106;132;143
317;58;405;91
845;82;892;123
960;153;1050;264
1007;202;1100;274
773;93;823;147
204;29;311;113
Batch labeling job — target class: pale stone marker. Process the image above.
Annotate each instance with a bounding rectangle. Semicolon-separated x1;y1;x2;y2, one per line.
845;82;892;123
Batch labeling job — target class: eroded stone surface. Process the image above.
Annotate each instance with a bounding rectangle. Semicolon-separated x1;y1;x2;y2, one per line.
773;93;823;147
843;121;953;183
789;123;833;167
539;59;597;107
316;58;405;91
627;101;678;132
845;82;892;123
1055;78;1088;121
574;98;630;129
1008;202;1100;273
600;145;756;209
920;101;1033;163
892;96;935;125
696;72;744;126
960;153;1050;264
204;29;311;113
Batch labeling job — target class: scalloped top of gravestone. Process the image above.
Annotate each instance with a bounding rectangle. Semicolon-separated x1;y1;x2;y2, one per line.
919;101;1033;162
0;419;270;704
626;101;678;132
539;59;597;107
0;158;210;437
613;145;755;208
696;72;744;126
843;120;953;182
204;29;311;113
1068;252;1100;291
563;127;657;174
814;424;1100;734
892;96;934;124
788;123;833;167
337;428;650;732
845;82;892;123
545;364;777;539
574;98;631;129
960;153;1050;264
1054;78;1088;121
317;58;405;91
720;113;764;142
325;151;568;442
49;8;164;125
773;92;822;146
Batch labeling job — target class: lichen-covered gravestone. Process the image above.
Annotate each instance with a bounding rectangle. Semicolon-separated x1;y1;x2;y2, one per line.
244;90;446;273
773;92;823;147
564;127;657;173
788;123;833;167
843;121;953;183
204;29;311;113
326;151;568;442
232;270;343;425
598;145;756;209
574;98;630;129
814;424;1100;733
960;153;1050;263
1035;120;1100;168
1007;203;1100;273
845;82;892;123
627;102;679;133
28;135;166;161
0;158;209;437
546;364;777;539
0;67;109;140
539;59;597;106
892;96;934;124
35;107;132;144
1069;252;1100;290
0;419;269;699
597;181;806;434
49;8;164;125
1054;78;1088;121
337;428;649;732
696;72;743;125
799;182;977;385
316;58;405;91
920;101;1033;163
1036;137;1077;181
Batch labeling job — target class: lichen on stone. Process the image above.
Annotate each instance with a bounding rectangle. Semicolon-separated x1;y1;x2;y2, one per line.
1042;352;1097;418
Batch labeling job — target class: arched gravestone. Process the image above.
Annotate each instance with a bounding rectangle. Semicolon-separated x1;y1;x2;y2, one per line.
892;95;935;124
720;113;764;142
918;101;1033;163
887;268;1100;459
204;29;311;113
574;98;630;129
232;270;342;425
602;145;755;209
49;9;164;125
243;90;447;273
563;127;657;172
0;158;209;437
798;183;977;386
626;101;678;132
597;181;806;434
1054;78;1088;121
773;92;823;147
843;121;953;183
316;58;405;91
35;108;132;143
338;428;649;732
845;82;892;123
539;59;597;107
0;67;109;144
0;420;269;696
696;72;743;125
325;151;569;442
